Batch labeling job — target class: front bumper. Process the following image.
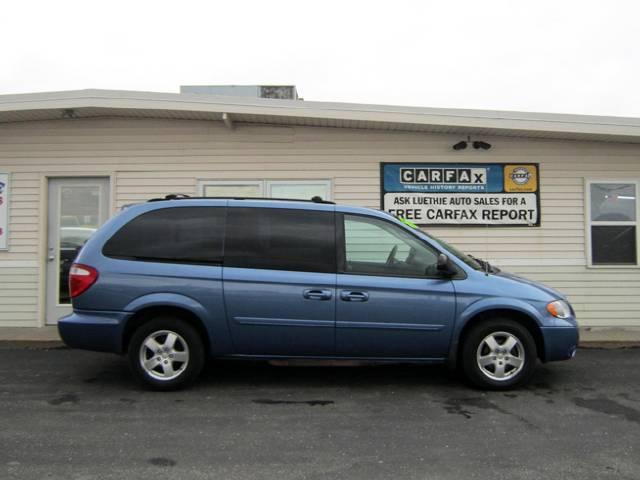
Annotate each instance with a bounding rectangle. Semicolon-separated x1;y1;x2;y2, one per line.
58;310;129;354
540;324;579;362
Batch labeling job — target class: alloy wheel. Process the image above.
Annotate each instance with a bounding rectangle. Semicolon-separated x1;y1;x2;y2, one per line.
138;330;190;381
476;331;525;381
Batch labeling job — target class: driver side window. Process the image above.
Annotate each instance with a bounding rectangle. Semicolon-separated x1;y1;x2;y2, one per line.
343;214;439;277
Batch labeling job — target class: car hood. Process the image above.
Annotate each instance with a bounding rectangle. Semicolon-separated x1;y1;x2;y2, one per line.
493;270;567;300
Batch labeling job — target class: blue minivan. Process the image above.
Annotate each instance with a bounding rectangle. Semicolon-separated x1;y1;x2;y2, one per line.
58;196;578;390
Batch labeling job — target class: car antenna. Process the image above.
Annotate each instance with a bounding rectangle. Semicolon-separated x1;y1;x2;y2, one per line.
484;221;490;276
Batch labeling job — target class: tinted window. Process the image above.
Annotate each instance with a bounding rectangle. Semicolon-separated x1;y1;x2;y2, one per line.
342;214;439;277
225;208;335;273
592;225;637;265
103;207;225;264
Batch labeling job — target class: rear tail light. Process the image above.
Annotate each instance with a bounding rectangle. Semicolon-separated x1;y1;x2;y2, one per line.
69;263;99;298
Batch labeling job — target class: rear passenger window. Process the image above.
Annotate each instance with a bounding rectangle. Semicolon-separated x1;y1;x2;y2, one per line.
103;207;225;264
225;208;335;273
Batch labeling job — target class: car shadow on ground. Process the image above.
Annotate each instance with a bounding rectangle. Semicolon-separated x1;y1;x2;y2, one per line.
73;352;566;395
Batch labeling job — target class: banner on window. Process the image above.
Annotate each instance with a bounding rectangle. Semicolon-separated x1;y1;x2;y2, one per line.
381;163;540;226
0;173;8;249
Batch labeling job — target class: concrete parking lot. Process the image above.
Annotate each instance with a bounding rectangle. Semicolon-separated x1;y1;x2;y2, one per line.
0;345;639;480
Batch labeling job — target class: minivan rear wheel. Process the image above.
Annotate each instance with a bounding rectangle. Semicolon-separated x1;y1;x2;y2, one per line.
128;317;205;391
461;318;537;390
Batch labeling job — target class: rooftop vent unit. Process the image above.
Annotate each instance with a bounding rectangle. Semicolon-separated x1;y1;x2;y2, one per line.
180;85;300;100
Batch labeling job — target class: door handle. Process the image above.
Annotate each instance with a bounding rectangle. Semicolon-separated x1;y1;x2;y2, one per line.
303;289;333;301
340;291;369;302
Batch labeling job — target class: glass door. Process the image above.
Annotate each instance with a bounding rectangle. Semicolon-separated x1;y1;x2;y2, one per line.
46;177;110;324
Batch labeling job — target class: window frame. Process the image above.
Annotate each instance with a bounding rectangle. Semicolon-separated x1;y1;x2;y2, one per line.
585;178;640;268
336;212;456;280
198;179;332;201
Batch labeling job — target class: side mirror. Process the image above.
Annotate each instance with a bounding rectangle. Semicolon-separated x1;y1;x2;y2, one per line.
436;253;456;276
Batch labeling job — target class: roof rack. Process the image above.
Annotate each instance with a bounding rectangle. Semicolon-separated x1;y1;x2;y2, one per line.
147;194;335;205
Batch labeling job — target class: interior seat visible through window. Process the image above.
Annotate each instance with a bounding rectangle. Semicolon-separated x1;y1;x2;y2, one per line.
342;214;439;277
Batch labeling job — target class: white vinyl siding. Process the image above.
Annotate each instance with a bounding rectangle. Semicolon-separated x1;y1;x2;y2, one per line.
0;117;640;331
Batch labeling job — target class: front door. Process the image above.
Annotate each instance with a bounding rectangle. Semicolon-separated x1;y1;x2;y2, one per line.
223;204;337;356
46;177;110;324
336;213;456;358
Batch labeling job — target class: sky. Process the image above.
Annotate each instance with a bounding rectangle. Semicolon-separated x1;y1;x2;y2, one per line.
2;0;639;117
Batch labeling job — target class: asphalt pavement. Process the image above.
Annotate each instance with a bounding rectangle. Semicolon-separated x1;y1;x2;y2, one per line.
0;345;639;480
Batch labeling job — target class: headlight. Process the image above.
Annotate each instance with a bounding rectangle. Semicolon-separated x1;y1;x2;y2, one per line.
547;300;571;319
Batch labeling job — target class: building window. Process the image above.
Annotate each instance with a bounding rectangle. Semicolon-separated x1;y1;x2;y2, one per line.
587;181;639;266
201;181;263;198
199;180;331;201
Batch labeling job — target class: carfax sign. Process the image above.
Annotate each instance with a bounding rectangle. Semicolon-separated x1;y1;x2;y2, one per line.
0;173;8;249
381;163;539;226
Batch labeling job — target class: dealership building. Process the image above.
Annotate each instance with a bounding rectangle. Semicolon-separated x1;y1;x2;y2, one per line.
1;86;639;340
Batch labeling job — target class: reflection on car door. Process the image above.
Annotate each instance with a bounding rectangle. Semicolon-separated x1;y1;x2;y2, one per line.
223;204;337;356
335;214;456;358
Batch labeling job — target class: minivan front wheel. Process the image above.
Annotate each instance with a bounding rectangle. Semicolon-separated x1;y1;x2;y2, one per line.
461;318;537;390
128;317;205;390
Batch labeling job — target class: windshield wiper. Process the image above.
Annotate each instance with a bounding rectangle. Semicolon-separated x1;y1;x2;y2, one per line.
468;255;500;274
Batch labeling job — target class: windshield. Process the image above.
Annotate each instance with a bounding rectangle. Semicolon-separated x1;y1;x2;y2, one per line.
424;232;484;270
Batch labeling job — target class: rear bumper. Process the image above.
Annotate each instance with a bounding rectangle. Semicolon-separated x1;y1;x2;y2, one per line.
58;310;129;354
540;325;579;362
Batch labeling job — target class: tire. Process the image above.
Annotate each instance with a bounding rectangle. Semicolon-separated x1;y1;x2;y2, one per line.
461;318;537;390
128;316;205;391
